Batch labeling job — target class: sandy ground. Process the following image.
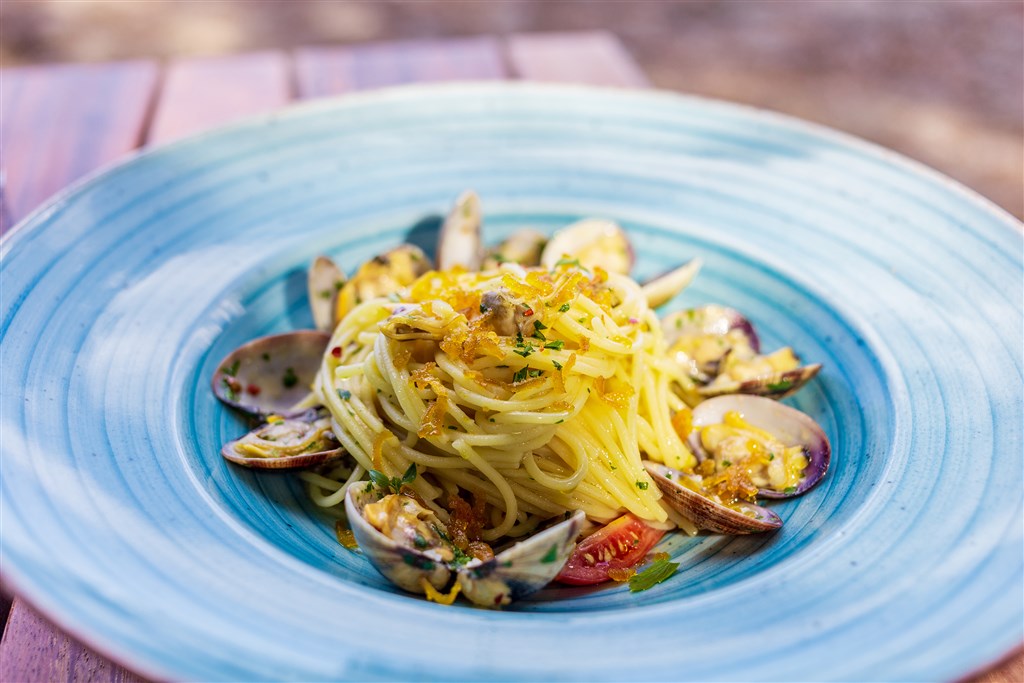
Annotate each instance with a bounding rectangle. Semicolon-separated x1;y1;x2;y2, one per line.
1;0;1021;219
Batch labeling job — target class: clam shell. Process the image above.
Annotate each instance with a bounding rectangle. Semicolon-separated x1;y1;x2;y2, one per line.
344;486;453;594
642;258;703;309
644;461;782;534
457;511;585;608
335;244;432;320
661;305;760;353
540;218;634;274
211;330;330;417
689;394;830;498
482;228;547;269
308;256;346;332
221;410;346;469
437;190;483;271
697;363;822;400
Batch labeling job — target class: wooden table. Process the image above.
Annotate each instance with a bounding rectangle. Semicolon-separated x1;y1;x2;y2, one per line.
0;31;1019;683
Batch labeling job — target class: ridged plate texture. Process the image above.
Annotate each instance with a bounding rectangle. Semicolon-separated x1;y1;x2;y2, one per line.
1;83;1021;681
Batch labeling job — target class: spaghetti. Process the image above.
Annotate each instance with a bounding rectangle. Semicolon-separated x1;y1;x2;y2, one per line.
300;260;701;541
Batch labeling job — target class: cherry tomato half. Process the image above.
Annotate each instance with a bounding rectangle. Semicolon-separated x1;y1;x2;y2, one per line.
555;513;665;585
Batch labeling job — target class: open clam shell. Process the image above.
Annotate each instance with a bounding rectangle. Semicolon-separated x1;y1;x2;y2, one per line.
212;330;330;417
221;409;346;469
644;461;782;534
540;218;634;274
689;394;830;498
641;258;703;309
308;255;346;332
661;304;760;353
437;190;483;271
345;486;454;594
697;363;822;400
457;511;585;608
335;244;432;320
482;228;547;270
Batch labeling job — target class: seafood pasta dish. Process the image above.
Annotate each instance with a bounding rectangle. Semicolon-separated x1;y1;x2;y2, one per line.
212;192;830;607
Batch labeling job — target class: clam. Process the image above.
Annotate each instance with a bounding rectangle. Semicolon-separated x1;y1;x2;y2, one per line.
540;218;634;274
661;305;759;357
345;485;585;607
457;510;585;607
335;244;432;320
437;190;483;271
212;330;330;417
641;258;703;309
345;486;456;593
644;461;782;534
688;394;830;498
308;255;346;332
662;305;819;399
482;228;547;270
221;408;346;469
698;362;822;400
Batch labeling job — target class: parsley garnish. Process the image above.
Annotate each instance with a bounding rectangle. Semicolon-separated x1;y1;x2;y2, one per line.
628;557;680;592
513;367;529;383
533;320;548;331
222;359;240;377
552;360;563;371
783;485;798;494
635;481;649;490
513;343;535;358
558;303;571;312
337;389;352;400
767;379;793;393
544;340;565;350
540;544;559;563
282;367;298;388
367;463;418;494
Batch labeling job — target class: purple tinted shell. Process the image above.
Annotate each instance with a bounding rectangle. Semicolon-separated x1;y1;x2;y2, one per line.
689;394;830;498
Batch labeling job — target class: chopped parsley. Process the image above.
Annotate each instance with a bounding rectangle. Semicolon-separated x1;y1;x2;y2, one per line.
628;557;680;592
282;367;298;388
222;359;240;377
767;379;794;393
544;340;565;350
635;481;649;490
558;302;571;312
513;343;535;358
540;544;559;564
513;367;529;383
783;485;798;494
336;389;352;400
367;463;418;494
552;360;563;371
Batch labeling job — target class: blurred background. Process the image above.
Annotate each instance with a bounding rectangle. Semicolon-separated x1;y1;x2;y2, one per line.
1;0;1021;219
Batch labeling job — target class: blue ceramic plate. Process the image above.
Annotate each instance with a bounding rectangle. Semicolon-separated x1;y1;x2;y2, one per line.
2;84;1021;681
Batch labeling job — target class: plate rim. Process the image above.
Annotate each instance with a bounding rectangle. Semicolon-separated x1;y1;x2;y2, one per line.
1;81;1021;682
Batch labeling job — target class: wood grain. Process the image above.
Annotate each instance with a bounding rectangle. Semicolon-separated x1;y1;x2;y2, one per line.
147;51;292;145
506;31;649;87
0;61;159;228
294;36;507;98
0;605;144;683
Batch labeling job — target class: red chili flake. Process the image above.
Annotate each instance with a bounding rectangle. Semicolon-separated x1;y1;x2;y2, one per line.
523;308;534;317
330;346;342;358
628;317;639;324
246;384;261;396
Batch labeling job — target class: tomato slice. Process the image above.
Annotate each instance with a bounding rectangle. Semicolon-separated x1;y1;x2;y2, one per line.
555;513;665;585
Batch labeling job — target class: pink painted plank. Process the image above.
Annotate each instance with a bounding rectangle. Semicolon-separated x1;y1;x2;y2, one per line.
0;59;159;681
147;51;292;145
506;31;649;87
294;36;507;98
0;61;159;228
0;604;144;683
